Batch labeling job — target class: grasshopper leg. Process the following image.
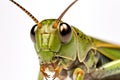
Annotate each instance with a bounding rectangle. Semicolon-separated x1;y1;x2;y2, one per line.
38;72;44;80
73;68;84;80
92;59;120;79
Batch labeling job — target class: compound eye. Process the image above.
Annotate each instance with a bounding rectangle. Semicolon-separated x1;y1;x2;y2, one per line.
59;22;72;43
30;24;37;43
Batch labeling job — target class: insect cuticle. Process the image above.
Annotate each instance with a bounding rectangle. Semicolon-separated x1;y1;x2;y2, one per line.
37;23;42;28
10;0;120;80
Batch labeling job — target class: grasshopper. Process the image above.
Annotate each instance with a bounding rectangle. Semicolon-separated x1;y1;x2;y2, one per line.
10;0;120;80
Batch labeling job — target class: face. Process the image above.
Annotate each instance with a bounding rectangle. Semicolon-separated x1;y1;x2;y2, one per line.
30;19;73;63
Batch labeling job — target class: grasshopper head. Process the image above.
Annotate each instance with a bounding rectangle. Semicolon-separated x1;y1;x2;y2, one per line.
30;19;73;62
10;0;78;64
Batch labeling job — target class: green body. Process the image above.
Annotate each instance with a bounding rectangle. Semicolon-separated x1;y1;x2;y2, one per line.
10;0;120;80
36;19;120;80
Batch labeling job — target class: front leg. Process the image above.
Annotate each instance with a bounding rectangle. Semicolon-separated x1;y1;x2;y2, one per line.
73;68;84;80
38;72;44;80
92;59;120;79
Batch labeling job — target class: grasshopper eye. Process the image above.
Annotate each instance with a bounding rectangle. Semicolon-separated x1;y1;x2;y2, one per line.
59;22;72;43
30;24;37;43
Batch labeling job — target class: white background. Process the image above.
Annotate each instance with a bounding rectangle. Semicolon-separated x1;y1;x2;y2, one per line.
0;0;120;80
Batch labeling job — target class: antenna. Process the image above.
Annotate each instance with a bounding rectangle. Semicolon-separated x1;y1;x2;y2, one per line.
10;0;39;24
53;0;78;28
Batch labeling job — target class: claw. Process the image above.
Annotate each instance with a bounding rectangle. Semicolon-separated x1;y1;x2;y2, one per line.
42;72;50;78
